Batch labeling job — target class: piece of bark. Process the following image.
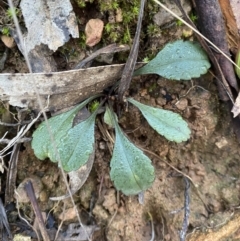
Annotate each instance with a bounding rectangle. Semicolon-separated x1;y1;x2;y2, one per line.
194;0;238;93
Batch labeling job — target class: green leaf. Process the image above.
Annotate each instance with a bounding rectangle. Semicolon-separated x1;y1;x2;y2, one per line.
58;112;96;172
134;40;210;80
32;96;97;162
104;106;117;127
128;98;190;143
108;107;155;195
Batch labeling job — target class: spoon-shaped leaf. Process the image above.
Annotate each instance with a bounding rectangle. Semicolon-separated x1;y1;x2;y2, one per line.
32;95;98;161
134;40;210;80
128;98;190;142
58;111;97;172
108;106;155;195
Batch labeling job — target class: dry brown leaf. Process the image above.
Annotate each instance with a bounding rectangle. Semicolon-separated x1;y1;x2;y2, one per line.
219;0;240;51
0;63;143;111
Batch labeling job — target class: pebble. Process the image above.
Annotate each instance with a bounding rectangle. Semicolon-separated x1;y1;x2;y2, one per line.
85;19;104;47
175;98;188;110
1;35;15;48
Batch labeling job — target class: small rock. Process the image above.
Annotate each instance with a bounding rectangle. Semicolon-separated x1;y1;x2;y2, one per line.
59;207;77;221
156;96;167;106
153;0;191;27
99;141;106;150
1;35;15;48
85;19;104;47
176;98;188;110
39;190;48;202
103;188;117;214
215;137;228;149
93;204;109;220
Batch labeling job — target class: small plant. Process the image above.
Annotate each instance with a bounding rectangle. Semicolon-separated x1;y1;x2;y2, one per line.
189;12;198;22
176;19;183;26
147;23;161;35
89;100;100;113
143;56;150;63
6;7;20;18
32;40;210;195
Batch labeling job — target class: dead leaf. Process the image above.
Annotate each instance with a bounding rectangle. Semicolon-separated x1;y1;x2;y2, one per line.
20;0;79;52
58;223;98;241
0;63;144;111
219;0;240;51
85;19;104;47
50;150;95;201
232;93;240;117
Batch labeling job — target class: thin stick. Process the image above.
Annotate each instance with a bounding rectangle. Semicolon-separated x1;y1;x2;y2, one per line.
25;180;50;241
15;190;40;241
179;177;190;241
118;0;146;100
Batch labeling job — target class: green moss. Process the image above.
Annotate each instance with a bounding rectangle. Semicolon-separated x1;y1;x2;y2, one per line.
1;26;10;36
78;32;87;49
189;12;197;22
147;23;161;36
6;7;20;18
89;100;100;112
148;82;157;93
75;0;94;8
73;0;160;46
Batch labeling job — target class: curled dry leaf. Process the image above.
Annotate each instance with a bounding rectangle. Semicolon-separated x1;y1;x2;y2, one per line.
85;19;104;47
50;151;95;201
0;63;143;111
20;0;79;52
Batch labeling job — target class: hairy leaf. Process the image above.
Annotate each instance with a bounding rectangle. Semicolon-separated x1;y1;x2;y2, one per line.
58;112;96;172
128;98;190;142
32;96;97;161
108;107;155;195
134;40;210;80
